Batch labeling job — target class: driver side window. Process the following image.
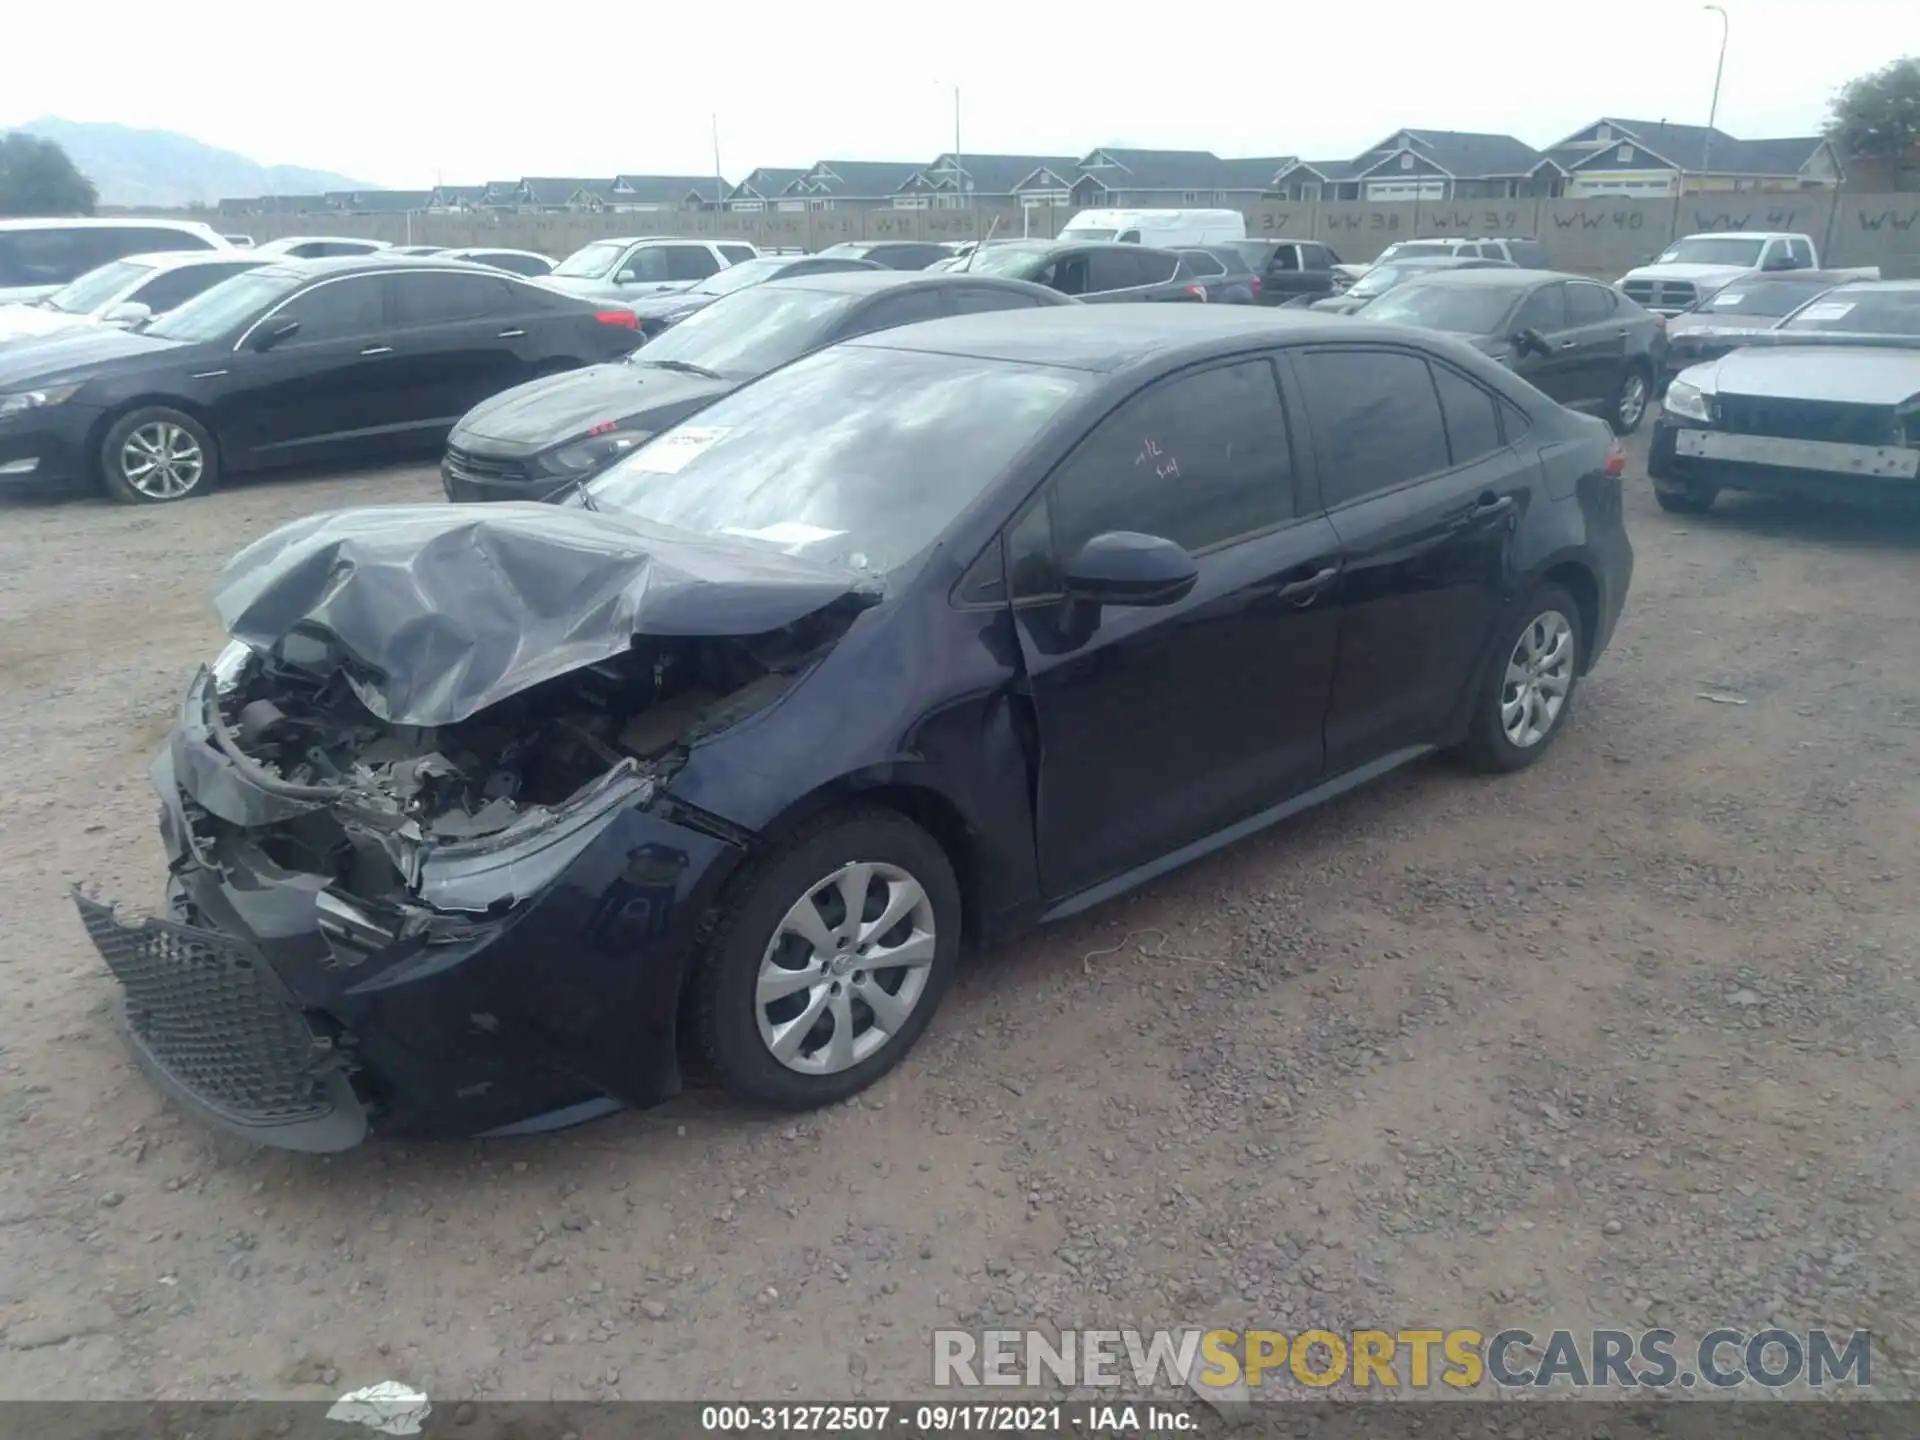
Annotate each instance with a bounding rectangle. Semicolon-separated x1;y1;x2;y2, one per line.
1511;283;1568;335
622;247;670;282
269;276;387;344
1009;359;1296;599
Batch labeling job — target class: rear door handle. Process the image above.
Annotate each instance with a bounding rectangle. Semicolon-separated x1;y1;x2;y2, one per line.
1558;340;1577;350
1274;564;1340;605
360;345;392;356
497;328;526;338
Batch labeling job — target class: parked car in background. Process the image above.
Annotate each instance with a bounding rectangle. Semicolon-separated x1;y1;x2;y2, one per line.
1658;270;1859;390
1175;247;1262;304
1058;208;1246;247
1651;282;1920;514
618;254;885;339
1353;268;1664;435
443;270;1072;501
1378;237;1547;268
0;218;231;306
223;234;254;248
1311;256;1513;315
1230;240;1345;307
952;241;1207;304
1617;231;1877;318
389;245;446;256
80;305;1631;1148
816;241;951;271
253;236;392;260
0;252;274;347
542;237;760;303
0;257;642;504
441;248;555;278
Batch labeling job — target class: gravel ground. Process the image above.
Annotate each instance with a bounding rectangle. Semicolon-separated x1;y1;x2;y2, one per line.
0;442;1916;1404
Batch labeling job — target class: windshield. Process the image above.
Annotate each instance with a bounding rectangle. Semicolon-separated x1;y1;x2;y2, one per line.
552;240;628;279
626;284;853;378
958;245;1051;279
1779;288;1920;337
44;259;151;314
585;346;1087;575
144;271;302;343
1655;237;1767;266
1695;280;1833;318
1356;283;1517;335
1061;227;1116;241
690;257;790;298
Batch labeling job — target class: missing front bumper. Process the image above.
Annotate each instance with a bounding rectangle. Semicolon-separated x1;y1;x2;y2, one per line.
73;891;368;1152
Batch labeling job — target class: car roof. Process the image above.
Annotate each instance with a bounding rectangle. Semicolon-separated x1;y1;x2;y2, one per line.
0;216;220;233
1390;267;1588;289
1818;278;1920;294
846;304;1413;373
759;269;1050;298
114;250;269;271
246;255;519;283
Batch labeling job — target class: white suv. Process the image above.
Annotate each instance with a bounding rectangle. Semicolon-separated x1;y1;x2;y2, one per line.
542;237;761;302
0;217;231;305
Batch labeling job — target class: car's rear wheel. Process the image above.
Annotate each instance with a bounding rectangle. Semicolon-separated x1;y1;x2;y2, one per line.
100;407;218;505
1609;365;1651;436
1655;482;1718;514
1457;584;1583;774
694;808;960;1109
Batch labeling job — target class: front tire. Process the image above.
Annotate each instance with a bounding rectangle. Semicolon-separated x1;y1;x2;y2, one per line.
693;808;961;1109
1457;585;1583;774
100;407;218;505
1609;365;1651;436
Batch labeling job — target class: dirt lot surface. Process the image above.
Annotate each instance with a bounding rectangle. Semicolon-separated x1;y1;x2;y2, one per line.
1;444;1916;1404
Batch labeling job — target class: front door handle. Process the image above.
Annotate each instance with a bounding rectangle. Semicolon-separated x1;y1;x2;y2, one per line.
1558;340;1577;350
1465;493;1516;525
1274;565;1340;606
360;345;392;356
497;328;526;338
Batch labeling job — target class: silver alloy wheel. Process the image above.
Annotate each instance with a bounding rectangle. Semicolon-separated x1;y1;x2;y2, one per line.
755;861;937;1076
1617;373;1648;430
120;421;205;500
1501;609;1575;748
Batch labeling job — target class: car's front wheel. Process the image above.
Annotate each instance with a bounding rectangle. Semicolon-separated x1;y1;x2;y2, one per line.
694;808;960;1109
100;407;218;504
1654;482;1718;514
1457;584;1584;774
1609;365;1651;436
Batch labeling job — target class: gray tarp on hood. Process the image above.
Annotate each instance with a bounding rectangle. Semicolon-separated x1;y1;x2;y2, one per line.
214;503;873;727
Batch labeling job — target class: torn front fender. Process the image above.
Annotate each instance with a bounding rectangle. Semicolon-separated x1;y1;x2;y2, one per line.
213;503;877;727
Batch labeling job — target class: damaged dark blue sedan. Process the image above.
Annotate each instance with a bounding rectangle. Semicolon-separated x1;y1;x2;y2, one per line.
77;306;1632;1151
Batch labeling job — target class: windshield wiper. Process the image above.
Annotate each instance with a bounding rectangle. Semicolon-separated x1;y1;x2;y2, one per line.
640;358;723;380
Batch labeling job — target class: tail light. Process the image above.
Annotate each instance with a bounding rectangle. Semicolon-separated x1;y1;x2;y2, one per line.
1186;285;1208;301
1249;275;1262;297
595;309;639;329
1604;441;1626;478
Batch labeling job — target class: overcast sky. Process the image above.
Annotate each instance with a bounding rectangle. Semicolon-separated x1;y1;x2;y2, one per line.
6;0;1901;187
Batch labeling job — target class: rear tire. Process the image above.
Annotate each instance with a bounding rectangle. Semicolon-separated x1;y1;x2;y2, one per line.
1655;483;1717;514
1457;584;1583;775
693;808;961;1110
99;407;219;505
1609;364;1651;436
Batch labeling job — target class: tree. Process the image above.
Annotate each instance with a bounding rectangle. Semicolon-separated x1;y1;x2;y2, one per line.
1825;55;1920;184
0;132;99;217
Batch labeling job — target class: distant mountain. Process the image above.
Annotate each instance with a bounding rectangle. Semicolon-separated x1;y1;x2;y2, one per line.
5;118;373;209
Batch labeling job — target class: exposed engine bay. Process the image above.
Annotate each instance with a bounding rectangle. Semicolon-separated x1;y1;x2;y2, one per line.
206;623;832;905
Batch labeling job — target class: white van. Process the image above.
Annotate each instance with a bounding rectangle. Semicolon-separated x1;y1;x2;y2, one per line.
1058;208;1247;248
0;218;232;306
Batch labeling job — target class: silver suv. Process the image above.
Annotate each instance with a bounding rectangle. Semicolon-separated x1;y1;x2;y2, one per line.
541;237;761;302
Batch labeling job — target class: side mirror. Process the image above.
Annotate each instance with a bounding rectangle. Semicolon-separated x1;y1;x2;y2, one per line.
1060;531;1199;611
250;319;300;352
101;301;152;328
1512;327;1548;357
616;269;643;285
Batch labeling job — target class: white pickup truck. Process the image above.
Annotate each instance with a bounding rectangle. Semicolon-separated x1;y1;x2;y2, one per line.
1618;231;1879;318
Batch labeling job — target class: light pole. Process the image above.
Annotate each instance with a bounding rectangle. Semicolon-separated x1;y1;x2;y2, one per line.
932;80;963;207
1699;5;1729;187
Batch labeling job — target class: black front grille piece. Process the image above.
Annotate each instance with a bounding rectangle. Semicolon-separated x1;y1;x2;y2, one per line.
1715;397;1899;448
74;893;342;1126
444;445;533;486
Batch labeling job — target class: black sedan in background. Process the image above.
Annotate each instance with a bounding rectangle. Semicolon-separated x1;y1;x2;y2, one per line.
957;240;1207;303
816;240;952;270
79;306;1631;1150
1352;269;1664;435
0;257;642;503
442;270;1071;501
1309;256;1512;315
619;253;884;339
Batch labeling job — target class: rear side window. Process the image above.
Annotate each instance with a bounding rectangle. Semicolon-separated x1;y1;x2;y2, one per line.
1132;250;1179;285
1566;282;1617;325
665;245;721;281
0;227;98;288
719;244;758;265
1087;249;1141;293
950;286;1049;314
1269;245;1300;271
109;227;218;261
1295;348;1453;507
134;262;256;312
1181;251;1225;277
1429;364;1505;465
393;271;511;325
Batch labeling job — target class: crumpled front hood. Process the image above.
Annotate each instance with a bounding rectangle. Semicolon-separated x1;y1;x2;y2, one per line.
451;363;731;449
213;503;876;727
1680;341;1920;405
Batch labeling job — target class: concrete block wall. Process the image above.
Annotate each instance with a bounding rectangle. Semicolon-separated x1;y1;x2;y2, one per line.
227;193;1920;278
